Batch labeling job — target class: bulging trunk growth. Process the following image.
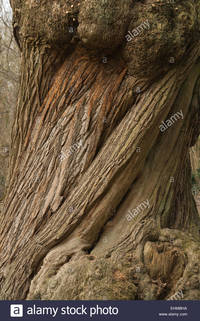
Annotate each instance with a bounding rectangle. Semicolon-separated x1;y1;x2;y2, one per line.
0;0;200;300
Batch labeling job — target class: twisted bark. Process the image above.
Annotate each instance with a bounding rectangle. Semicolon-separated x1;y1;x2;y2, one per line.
0;0;200;300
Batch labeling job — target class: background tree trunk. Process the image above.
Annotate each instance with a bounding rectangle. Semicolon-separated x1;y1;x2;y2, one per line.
0;0;19;202
0;0;200;300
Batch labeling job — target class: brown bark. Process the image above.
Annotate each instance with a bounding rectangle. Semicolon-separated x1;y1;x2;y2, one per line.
191;138;200;185
0;0;200;300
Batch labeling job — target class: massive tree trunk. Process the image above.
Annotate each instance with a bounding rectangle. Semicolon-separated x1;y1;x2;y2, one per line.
0;0;200;300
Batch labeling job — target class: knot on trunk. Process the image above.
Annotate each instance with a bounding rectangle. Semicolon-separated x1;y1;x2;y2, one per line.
143;241;187;289
123;0;199;79
77;0;132;51
13;0;200;82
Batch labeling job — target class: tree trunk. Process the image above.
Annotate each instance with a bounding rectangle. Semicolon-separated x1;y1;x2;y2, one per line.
191;138;200;185
0;0;200;300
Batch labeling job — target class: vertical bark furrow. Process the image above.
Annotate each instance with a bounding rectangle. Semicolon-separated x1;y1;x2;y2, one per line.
1;0;200;300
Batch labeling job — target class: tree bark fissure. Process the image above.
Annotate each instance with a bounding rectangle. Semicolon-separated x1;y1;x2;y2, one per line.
0;0;200;300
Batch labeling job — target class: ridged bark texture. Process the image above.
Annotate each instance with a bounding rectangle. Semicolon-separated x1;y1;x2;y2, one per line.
0;0;200;300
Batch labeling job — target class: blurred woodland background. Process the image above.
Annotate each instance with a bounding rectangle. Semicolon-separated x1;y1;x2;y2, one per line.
0;0;19;203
